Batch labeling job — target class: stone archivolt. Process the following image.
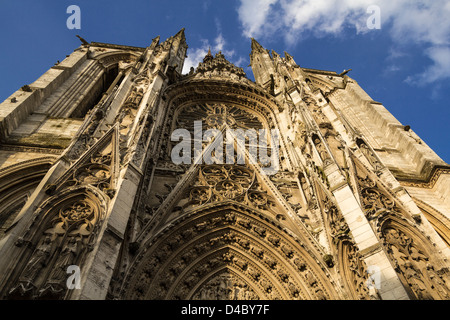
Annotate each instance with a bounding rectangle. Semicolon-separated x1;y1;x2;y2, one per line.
0;157;56;240
120;204;336;300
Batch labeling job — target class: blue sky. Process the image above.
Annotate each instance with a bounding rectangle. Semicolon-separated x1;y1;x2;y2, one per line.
1;0;449;163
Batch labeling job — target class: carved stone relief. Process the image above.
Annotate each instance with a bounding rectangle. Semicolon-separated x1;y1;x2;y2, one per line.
192;272;260;300
182;164;278;217
119;205;335;300
352;156;450;300
7;190;106;300
381;224;450;300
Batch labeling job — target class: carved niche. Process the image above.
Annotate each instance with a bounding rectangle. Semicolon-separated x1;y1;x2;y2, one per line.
380;220;450;300
353;157;450;300
356;138;384;173
7;188;107;300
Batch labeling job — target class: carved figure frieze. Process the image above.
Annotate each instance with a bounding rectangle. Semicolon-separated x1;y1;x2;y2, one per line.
192;273;259;300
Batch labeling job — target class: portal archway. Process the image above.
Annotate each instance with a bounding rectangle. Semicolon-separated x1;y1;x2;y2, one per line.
121;202;339;300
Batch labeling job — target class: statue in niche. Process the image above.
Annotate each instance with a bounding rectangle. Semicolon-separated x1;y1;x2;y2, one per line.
299;174;313;207
288;282;299;298
19;235;55;287
314;109;328;124
326;201;349;239
125;87;144;109
314;138;330;162
403;262;433;300
359;141;383;171
305;270;326;299
260;279;272;293
425;264;450;299
43;236;83;291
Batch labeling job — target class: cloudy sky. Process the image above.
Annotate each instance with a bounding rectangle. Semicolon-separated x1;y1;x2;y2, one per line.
1;0;449;162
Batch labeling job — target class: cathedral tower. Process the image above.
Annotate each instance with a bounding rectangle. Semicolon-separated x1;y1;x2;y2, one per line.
0;31;449;300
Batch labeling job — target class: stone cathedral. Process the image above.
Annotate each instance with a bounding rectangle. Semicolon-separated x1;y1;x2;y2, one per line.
0;29;449;301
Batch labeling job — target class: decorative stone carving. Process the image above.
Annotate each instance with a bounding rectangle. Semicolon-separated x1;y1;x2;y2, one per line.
313;136;332;165
356;175;396;220
192;51;246;80
7;189;106;300
381;225;450;300
357;139;384;172
192;273;260;300
183;164;276;214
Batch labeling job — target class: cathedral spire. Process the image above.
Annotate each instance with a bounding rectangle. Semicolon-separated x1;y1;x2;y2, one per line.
159;28;188;77
249;38;275;87
173;27;186;41
250;38;266;53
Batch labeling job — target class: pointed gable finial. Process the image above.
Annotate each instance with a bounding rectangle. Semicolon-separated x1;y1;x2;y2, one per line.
203;47;213;63
174;27;186;39
150;35;160;48
251;38;265;53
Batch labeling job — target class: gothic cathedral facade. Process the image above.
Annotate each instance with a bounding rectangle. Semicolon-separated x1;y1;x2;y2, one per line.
0;29;449;300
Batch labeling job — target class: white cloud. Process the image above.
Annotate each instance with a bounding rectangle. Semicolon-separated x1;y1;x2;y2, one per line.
237;0;278;38
406;46;450;85
237;0;450;84
182;46;209;74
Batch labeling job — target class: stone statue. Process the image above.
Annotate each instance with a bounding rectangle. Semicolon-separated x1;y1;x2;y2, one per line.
20;235;54;286
45;236;83;287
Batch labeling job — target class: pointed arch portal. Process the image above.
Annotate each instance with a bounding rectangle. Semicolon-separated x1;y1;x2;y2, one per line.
121;202;339;300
